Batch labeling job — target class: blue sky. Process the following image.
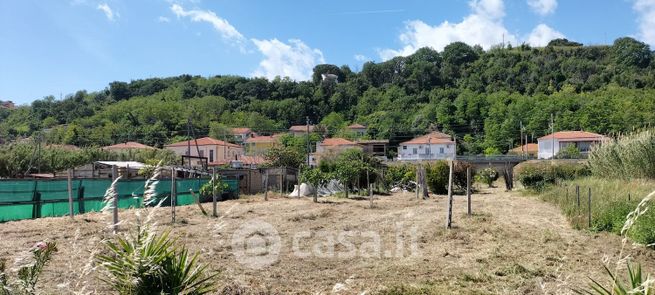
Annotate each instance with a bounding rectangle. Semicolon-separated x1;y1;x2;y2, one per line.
0;0;652;105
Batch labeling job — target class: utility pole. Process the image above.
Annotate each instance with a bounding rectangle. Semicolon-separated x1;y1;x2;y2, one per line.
551;113;555;164
306;116;310;166
520;121;524;158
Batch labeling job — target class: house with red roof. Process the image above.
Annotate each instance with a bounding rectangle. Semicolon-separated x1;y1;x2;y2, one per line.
346;123;367;136
165;137;244;165
509;143;538;157
397;131;455;161
309;137;362;165
537;131;607;159
244;134;283;155
289;125;315;136
231;128;255;143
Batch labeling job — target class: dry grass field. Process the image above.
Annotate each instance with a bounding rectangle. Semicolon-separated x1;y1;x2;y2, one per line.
1;185;654;294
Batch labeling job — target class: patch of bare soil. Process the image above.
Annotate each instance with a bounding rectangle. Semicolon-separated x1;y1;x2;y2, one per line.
1;186;654;294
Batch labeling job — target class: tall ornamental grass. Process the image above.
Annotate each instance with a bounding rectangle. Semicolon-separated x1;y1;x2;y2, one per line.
588;129;655;179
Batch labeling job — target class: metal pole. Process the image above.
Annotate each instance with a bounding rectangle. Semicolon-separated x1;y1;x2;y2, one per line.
588;187;592;228
212;167;217;217
306;116;311;166
446;160;454;228
67;169;74;219
171;168;176;223
466;167;471;216
112;165;119;233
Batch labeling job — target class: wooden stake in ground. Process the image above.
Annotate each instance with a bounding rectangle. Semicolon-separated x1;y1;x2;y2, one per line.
421;166;429;199
171;168;176;223
212;167;217;217
367;169;372;208
588;187;592;228
297;165;302;197
264;169;269;201
67;169;74;219
415;164;420;199
466;166;471;217
446;160;454;229
111;165;119;233
189;189;208;216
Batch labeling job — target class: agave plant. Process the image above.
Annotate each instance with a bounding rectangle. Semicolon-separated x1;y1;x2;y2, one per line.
97;224;216;294
575;263;654;295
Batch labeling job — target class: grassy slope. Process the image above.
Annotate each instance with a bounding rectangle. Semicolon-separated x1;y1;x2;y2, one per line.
533;177;655;244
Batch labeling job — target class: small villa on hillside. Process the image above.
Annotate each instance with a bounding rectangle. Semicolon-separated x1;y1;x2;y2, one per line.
346;123;367;136
245;134;282;155
165;137;244;165
289;125;315;136
231;128;255;143
537;131;607;159
398;131;456;161
509;143;538;157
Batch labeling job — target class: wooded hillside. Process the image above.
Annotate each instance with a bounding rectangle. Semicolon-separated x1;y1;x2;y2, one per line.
2;37;655;155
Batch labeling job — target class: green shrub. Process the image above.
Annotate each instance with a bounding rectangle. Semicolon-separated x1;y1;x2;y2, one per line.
426;161;449;194
97;226;216;294
588;129;655;179
515;161;590;191
199;176;228;201
475;168;498;187
0;241;57;295
576;262;653;295
591;201;633;233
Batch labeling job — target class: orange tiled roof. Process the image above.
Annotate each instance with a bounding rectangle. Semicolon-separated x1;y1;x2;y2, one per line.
165;137;241;148
209;155;268;166
103;142;155;150
510;143;538;153
347;123;366;129
401;131;453;145
320;137;357;146
245;134;281;143
538;131;606;141
231;127;252;134
289;125;315;132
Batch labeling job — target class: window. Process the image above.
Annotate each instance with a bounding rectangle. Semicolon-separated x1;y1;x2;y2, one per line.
440;147;444;154
412;148;417;154
199;150;204;158
373;145;385;153
209;150;214;162
402;145;407;150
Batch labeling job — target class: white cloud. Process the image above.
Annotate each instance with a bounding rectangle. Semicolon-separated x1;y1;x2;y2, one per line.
379;0;516;60
354;54;369;62
158;16;171;23
171;4;245;45
633;0;655;46
525;24;564;46
251;38;325;81
527;0;557;16
97;3;116;21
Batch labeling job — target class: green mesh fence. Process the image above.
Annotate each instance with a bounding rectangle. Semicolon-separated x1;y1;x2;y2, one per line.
0;178;238;222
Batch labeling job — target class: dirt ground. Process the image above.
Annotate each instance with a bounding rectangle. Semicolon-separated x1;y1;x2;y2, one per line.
1;185;655;294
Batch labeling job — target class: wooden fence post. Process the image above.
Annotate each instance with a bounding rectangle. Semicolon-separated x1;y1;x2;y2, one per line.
297;165;302;197
32;181;41;219
576;185;580;210
446;160;454;229
77;182;85;214
588;187;592;228
112;165;119;233
68;169;74;219
280;167;284;197
212;167;217;217
466;167;471;217
367;169;372;208
264;169;269;201
415;164;420;200
171;168;176;224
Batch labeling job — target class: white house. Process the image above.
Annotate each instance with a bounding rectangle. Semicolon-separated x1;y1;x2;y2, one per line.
231;128;255;143
397;131;456;161
537;131;607;159
346;123;367;136
165;137;244;166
